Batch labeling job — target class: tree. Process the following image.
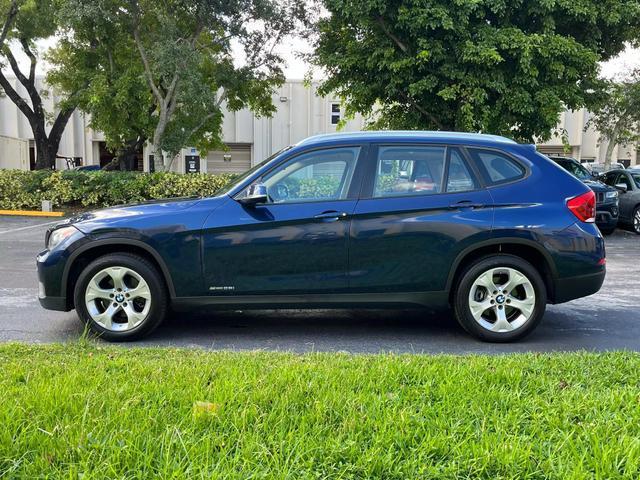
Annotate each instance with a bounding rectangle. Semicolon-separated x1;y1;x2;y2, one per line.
310;0;640;142
588;70;640;170
0;0;84;169
47;1;154;170
52;0;306;171
0;1;18;48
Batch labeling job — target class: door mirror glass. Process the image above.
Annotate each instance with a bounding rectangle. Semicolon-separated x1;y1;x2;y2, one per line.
615;183;628;193
238;183;268;205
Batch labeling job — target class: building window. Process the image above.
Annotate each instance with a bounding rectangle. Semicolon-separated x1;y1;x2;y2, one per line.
330;103;341;125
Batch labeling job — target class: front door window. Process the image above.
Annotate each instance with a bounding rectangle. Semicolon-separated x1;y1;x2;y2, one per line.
254;147;360;203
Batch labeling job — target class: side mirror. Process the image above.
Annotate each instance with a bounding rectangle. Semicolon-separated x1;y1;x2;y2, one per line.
615;183;628;193
238;183;268;206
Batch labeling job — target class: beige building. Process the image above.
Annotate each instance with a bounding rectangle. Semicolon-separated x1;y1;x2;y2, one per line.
0;75;637;172
536;109;638;166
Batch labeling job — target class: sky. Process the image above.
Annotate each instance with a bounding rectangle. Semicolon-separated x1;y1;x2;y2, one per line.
599;45;640;80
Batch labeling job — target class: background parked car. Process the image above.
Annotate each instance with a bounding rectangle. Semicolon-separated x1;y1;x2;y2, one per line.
602;169;640;234
583;162;626;175
548;156;619;234
73;165;102;172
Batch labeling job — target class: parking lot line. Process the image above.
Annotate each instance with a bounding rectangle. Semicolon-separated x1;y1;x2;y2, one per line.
0;220;61;235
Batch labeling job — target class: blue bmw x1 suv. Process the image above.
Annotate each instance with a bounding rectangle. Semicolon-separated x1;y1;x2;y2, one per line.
37;131;605;342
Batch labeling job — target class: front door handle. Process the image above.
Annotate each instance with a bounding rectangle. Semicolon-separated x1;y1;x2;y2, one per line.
449;201;486;209
314;211;348;221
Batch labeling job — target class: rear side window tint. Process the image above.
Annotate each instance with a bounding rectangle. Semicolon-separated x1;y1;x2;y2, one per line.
446;149;477;192
468;148;525;185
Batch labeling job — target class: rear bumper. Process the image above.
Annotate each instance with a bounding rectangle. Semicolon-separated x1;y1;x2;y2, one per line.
552;269;606;304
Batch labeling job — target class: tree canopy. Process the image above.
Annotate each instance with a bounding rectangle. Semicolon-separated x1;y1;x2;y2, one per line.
50;0;307;171
311;0;640;142
0;0;83;169
588;69;640;169
48;1;154;169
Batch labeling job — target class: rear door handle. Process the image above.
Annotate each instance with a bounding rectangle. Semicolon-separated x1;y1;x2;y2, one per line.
314;211;348;221
449;201;486;209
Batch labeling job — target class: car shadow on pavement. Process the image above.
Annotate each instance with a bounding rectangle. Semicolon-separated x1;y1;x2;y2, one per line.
126;306;619;354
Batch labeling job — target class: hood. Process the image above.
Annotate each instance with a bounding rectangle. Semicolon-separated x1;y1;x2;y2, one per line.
582;179;614;192
62;197;206;234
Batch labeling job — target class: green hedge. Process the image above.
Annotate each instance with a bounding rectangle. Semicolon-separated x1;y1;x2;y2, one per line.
0;170;236;210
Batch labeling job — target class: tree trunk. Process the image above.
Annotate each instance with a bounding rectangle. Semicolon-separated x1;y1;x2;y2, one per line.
34;135;57;170
0;44;78;171
102;137;145;171
603;126;620;171
152;110;170;171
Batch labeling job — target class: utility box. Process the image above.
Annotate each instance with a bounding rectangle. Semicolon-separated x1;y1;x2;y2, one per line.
0;135;29;170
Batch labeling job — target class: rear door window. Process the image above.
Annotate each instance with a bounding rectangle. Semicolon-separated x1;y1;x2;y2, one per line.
371;146;479;198
373;146;447;197
468;148;525;185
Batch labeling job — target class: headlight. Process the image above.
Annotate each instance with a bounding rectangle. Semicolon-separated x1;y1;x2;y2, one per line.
47;226;79;250
605;191;618;199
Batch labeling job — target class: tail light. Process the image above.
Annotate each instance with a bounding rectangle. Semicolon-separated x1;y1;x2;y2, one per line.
566;191;596;223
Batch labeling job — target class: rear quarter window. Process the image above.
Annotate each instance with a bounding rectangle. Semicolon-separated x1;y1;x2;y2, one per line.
468;148;526;185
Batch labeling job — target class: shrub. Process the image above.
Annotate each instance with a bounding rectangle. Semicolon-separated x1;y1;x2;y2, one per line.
0;170;236;210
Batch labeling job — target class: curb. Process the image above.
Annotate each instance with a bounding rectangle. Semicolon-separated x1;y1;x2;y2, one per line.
0;210;65;217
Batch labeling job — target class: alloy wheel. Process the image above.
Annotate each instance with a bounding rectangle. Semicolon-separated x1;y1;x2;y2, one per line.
468;267;535;333
634;208;640;234
84;266;152;331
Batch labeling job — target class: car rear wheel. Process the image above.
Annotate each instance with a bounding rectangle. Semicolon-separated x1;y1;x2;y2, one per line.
74;253;168;341
453;255;547;342
633;207;640;234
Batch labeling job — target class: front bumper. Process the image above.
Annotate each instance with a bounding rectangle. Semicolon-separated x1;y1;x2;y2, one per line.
595;203;618;230
38;294;68;311
37;249;73;312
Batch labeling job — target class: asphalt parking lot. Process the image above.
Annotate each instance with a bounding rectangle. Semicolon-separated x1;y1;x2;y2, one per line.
1;214;639;353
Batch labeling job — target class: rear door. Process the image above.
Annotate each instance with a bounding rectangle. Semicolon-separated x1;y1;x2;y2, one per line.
349;144;494;293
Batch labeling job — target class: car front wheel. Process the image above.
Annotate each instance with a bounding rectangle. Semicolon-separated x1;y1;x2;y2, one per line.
633;206;640;234
73;253;168;341
453;255;547;342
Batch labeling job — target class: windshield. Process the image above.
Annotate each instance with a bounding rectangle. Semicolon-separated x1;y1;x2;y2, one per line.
559;160;591;181
214;146;292;196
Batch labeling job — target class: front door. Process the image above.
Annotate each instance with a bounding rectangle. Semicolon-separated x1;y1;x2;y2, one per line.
349;145;494;293
202;146;364;295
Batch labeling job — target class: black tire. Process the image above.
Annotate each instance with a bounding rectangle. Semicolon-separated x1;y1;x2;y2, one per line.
599;226;616;235
633;206;640;235
453;255;547;343
73;253;168;341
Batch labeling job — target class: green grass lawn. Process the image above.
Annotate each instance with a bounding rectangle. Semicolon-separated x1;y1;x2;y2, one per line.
1;344;640;479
